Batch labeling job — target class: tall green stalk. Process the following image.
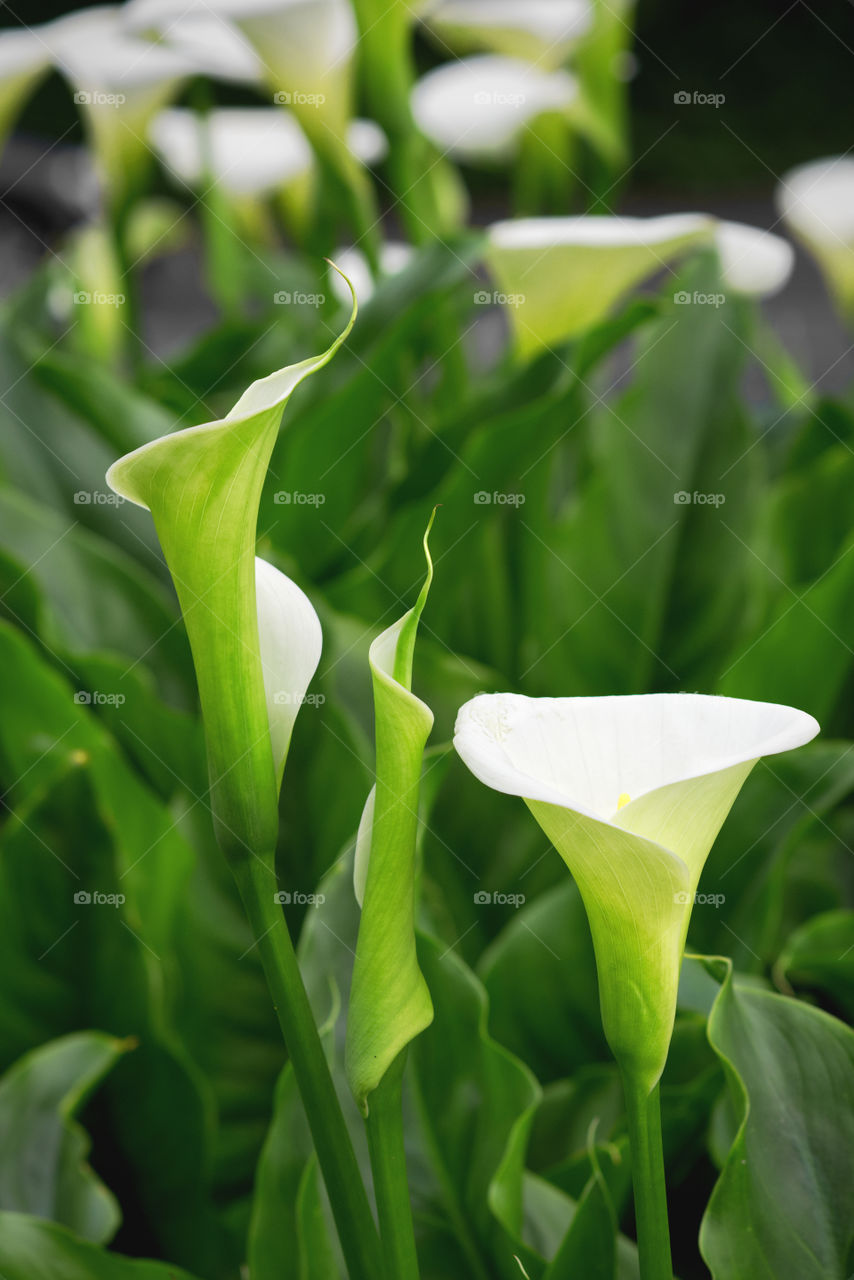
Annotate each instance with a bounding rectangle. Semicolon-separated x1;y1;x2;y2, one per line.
366;1052;420;1280
621;1073;673;1280
233;856;382;1280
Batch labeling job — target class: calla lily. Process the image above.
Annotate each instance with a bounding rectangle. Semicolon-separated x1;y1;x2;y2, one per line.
45;5;193;204
776;156;854;321
105;273;356;862
0;27;51;157
329;241;413;306
454;691;818;1090
411;54;578;164
482;214;792;356
347;517;435;1114
122;0;263;84
149;107;387;199
422;0;593;69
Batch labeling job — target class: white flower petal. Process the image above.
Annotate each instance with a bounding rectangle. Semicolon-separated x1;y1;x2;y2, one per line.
776;156;854;249
47;5;193;91
347;118;389;167
329;241;413;306
714;220;794;298
454;691;819;824
411;54;578;162
149;107;313;195
423;0;593;66
255;556;323;783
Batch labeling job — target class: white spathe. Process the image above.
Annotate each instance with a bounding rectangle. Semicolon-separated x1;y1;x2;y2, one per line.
122;0;262;84
330;242;413;306
255;556;322;784
422;0;593;67
411;54;578;163
713;220;794;298
455;691;818;1088
777;156;854;318
149;107;387;197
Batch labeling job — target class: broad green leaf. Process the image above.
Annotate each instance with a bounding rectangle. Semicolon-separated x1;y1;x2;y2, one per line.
0;1214;203;1280
106;282;355;860
700;958;854;1280
346;517;436;1111
778;909;854;1022
0;1033;128;1243
543;1144;616;1280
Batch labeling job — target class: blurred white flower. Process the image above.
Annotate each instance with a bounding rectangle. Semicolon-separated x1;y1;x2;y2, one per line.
123;0;263;85
329;241;413;305
149;106;387;197
777;156;854;320
422;0;593;69
411;54;578;163
713;220;794;298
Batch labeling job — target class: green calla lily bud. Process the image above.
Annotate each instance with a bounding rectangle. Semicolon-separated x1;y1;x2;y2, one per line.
106;276;356;863
422;0;593;68
776;157;854;324
454;692;818;1093
346;517;436;1115
483;214;794;356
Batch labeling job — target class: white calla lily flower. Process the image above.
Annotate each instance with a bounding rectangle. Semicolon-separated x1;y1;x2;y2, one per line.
45;5;193;200
455;691;818;1089
422;0;593;68
149;107;387;200
411;54;578;163
776;156;854;320
483;213;794;356
329;241;413;306
0;26;51;154
713;220;794;298
123;0;263;84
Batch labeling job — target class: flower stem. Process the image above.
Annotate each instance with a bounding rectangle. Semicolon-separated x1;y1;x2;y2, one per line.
621;1072;673;1280
232;857;381;1280
366;1051;420;1280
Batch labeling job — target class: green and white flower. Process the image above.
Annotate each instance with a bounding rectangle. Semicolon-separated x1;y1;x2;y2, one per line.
422;0;593;68
777;156;854;322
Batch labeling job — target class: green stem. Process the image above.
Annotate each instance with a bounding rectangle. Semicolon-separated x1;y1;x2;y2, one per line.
621;1073;673;1280
366;1052;420;1280
232;857;381;1280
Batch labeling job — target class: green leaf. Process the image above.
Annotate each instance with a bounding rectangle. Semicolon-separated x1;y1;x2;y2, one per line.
778;909;854;1022
699;958;854;1279
0;1214;204;1280
543;1144;616;1280
346;517;436;1112
0;1033;129;1243
106;281;356;861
